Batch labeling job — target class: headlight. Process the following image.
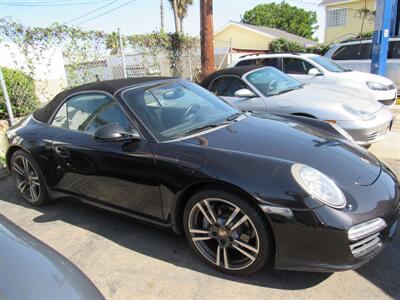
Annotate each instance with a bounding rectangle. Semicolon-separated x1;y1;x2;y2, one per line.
342;104;376;121
366;81;391;91
291;163;346;209
329;123;354;141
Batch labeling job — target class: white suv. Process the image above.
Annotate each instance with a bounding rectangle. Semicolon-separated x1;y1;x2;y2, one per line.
228;53;397;106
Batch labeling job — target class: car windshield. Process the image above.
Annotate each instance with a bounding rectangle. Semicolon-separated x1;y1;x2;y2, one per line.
245;67;303;97
309;55;351;72
122;80;240;141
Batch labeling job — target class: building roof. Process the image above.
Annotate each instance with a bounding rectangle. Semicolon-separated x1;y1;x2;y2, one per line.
33;77;173;123
215;21;317;47
320;0;359;6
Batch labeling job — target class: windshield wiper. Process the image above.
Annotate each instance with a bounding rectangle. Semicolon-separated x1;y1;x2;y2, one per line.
172;124;221;139
225;112;242;122
172;114;242;139
270;87;301;96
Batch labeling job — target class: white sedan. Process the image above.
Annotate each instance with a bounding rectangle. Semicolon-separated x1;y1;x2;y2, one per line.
228;53;397;106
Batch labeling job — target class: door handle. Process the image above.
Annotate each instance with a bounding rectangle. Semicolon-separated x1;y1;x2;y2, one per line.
54;146;71;159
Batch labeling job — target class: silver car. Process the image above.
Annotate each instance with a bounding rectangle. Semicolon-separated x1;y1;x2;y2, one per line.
200;65;394;146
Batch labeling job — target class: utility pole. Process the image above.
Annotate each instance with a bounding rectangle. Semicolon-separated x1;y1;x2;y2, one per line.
200;0;214;79
160;0;165;32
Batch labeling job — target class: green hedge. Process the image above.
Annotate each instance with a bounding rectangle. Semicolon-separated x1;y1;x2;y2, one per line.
0;67;39;120
269;38;332;55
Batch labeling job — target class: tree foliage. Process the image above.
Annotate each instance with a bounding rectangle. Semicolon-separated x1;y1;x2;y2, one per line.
0;67;39;119
168;0;193;33
242;1;318;40
269;38;305;53
269;38;331;55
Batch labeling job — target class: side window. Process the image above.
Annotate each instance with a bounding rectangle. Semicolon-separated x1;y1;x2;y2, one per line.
388;41;400;59
224;79;249;97
332;44;371;60
236;59;255;66
283;58;314;74
209;77;237;96
52;93;132;134
259;58;280;68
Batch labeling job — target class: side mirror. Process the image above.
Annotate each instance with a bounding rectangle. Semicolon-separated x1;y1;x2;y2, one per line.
234;88;256;98
308;68;323;76
94;123;141;142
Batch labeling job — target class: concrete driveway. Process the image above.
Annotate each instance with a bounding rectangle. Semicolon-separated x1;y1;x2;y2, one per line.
0;133;399;299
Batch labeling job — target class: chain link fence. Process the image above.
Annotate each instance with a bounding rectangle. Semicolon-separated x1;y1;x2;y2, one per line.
0;37;231;125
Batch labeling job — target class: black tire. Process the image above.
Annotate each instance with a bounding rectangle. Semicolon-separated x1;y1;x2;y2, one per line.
10;149;50;206
183;187;273;275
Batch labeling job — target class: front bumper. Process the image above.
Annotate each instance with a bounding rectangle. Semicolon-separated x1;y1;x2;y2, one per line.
337;107;394;145
263;169;400;272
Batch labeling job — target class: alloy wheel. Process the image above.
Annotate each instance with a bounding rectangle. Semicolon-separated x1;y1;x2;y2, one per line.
11;155;41;203
188;198;260;270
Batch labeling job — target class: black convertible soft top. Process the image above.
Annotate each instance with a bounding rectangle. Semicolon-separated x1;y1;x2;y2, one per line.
200;65;266;89
33;77;173;123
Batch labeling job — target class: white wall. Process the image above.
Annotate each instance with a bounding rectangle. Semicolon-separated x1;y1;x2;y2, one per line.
0;42;67;102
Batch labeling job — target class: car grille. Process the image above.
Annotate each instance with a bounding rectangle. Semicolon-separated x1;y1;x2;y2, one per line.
350;233;382;258
368;128;389;141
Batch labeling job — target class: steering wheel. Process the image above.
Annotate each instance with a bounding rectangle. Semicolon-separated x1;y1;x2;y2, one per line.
268;80;279;92
184;104;201;121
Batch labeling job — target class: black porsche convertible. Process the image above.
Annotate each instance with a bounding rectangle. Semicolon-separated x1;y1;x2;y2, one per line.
5;77;400;275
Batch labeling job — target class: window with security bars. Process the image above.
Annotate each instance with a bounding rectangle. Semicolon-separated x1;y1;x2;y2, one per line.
327;8;347;27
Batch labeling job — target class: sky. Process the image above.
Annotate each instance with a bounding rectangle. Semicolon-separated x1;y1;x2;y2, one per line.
0;0;325;41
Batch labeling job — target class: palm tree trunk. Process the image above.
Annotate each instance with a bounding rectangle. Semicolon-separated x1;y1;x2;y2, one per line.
172;0;181;33
179;16;184;33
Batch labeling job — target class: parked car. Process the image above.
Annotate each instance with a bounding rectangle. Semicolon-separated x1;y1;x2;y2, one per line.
228;52;398;106
5;77;400;275
0;213;104;300
201;65;394;146
325;37;400;101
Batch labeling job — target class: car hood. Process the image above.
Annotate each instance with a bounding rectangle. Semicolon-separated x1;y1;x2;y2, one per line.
0;214;104;300
333;70;395;86
184;114;381;186
274;85;383;117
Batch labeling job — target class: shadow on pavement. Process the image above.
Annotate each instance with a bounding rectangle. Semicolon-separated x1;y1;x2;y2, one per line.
5;176;399;296
355;229;400;299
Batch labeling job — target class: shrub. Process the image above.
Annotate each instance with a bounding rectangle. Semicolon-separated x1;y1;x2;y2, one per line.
0;67;39;120
306;43;332;55
269;38;332;56
269;38;305;53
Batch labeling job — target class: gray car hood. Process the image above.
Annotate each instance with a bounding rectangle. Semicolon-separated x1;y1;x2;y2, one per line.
272;84;383;120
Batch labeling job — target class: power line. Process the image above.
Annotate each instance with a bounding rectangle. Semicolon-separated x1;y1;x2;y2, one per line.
65;0;119;23
0;1;112;6
77;0;137;25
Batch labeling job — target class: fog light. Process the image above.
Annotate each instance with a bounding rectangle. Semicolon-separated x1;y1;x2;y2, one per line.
348;218;387;241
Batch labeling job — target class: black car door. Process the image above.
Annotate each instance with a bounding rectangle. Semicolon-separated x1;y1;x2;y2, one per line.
50;92;163;219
